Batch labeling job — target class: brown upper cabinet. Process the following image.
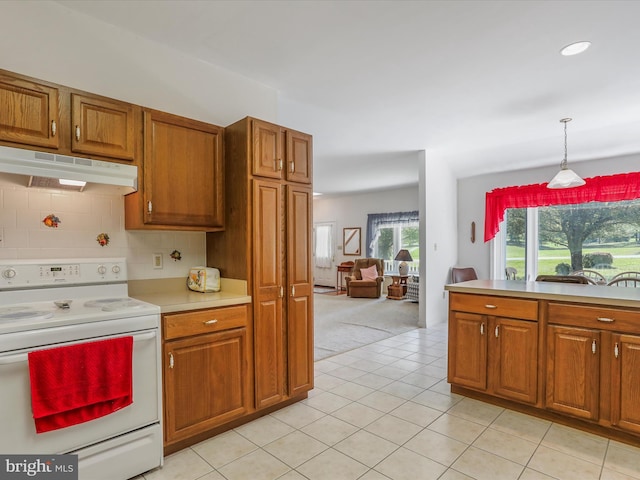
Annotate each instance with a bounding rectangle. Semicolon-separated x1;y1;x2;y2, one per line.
0;72;60;149
124;109;224;231
251;118;312;184
71;93;136;160
0;69;139;162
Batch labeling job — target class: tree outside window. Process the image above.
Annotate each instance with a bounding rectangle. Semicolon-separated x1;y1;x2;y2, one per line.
505;199;640;281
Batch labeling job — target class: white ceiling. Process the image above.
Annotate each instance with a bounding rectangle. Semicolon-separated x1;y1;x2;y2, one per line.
55;0;640;195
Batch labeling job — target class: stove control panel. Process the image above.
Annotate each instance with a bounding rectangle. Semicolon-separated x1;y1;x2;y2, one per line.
0;258;128;288
39;264;81;280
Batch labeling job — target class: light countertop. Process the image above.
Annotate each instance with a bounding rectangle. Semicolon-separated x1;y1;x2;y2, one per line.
129;277;251;314
445;279;640;309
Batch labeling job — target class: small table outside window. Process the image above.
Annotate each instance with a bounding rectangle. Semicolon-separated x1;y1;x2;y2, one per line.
336;263;354;295
387;275;408;300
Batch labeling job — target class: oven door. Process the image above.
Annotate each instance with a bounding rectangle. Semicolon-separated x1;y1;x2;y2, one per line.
0;329;160;455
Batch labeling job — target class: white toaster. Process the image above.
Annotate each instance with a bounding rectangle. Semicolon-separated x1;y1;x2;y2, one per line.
187;267;220;292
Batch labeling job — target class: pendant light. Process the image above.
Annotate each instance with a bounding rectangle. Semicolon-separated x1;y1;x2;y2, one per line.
547;118;585;189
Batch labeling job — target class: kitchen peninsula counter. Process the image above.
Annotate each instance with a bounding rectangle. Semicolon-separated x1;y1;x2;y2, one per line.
446;278;640;448
445;279;640;309
129;277;251;313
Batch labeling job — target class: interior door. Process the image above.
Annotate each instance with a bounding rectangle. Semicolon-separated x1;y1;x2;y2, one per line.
313;222;335;287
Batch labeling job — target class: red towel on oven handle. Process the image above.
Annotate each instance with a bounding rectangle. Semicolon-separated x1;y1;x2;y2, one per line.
28;336;133;434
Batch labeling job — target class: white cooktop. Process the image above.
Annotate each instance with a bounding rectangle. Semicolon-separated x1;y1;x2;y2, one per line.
0;258;160;335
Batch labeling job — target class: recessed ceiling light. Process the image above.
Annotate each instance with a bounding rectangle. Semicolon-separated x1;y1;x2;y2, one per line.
560;41;591;56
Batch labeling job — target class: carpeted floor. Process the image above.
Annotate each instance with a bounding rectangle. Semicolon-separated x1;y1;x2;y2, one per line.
313;292;419;360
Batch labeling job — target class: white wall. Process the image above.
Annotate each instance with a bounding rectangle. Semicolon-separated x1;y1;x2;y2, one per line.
457;152;640;278
422;151;457;327
0;2;276;127
0;2;278;279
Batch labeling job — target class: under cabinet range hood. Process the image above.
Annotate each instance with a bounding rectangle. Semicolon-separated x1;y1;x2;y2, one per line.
0;145;138;192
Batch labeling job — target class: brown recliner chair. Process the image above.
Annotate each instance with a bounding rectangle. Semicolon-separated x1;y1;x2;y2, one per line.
346;258;384;298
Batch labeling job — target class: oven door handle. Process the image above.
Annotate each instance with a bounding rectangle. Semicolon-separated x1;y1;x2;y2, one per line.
0;331;157;365
0;353;29;365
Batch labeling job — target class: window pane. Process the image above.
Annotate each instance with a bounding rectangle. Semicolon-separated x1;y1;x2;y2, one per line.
402;226;419;262
314;224;332;268
505;208;525;280
538;200;640;282
375;227;394;260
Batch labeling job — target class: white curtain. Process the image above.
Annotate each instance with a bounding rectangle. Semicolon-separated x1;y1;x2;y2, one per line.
315;224;333;268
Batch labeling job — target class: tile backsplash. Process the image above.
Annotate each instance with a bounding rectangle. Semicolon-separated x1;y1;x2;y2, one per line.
0;174;206;280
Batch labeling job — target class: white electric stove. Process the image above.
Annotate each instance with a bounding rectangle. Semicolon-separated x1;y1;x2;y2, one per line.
0;258;163;480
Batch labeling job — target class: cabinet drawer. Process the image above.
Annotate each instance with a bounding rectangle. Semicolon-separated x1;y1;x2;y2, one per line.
450;293;538;321
548;302;640;333
163;305;248;340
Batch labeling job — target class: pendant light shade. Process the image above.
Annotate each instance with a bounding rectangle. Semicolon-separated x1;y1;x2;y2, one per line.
547;118;585;189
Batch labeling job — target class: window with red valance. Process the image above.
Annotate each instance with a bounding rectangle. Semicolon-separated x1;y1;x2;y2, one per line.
484;172;640;242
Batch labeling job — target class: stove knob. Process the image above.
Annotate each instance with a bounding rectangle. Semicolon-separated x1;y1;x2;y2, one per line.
97;265;107;275
112;265;121;274
2;268;16;279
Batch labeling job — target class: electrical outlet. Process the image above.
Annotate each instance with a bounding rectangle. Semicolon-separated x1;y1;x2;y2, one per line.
153;253;163;269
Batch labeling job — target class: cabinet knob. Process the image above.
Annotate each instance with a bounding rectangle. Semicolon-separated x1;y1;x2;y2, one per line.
203;319;218;325
75;125;81;141
289;160;295;174
51;120;57;137
480;322;485;335
280;286;284;298
484;304;497;309
592;339;597;355
614;342;619;359
277;158;283;171
494;325;499;338
169;352;174;369
147;201;153;213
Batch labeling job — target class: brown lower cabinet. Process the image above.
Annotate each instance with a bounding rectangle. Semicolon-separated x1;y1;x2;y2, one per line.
611;333;640;434
546;325;600;420
448;293;538;405
546;325;640;434
449;291;640;446
162;305;252;448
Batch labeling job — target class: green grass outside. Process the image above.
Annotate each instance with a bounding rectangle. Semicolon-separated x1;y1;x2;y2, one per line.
505;243;640;281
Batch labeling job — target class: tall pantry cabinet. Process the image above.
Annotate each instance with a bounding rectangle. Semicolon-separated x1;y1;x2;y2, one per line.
206;117;314;410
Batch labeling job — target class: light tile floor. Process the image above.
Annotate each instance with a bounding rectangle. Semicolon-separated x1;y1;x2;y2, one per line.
135;324;640;480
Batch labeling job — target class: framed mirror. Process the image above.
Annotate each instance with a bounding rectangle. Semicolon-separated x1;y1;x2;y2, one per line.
343;227;361;256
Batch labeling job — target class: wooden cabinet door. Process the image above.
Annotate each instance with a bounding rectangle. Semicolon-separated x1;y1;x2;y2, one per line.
253;179;285;408
611;333;640;434
448;311;488;391
252;119;283;180
0;73;59;149
286;130;312;184
163;328;249;444
490;318;538;404
287;186;314;396
546;325;600;420
143;109;224;229
71;93;136;160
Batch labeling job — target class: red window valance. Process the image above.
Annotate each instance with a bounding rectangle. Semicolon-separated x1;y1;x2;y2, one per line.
484;172;640;242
